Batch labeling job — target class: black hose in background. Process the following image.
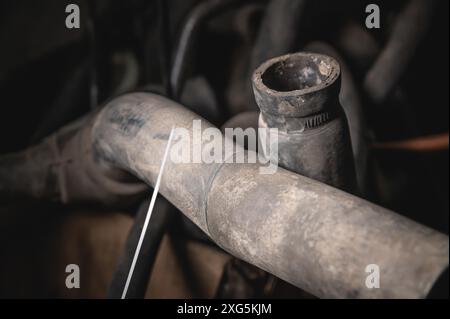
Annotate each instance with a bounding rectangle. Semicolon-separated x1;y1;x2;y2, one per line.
250;0;306;71
107;197;174;299
108;0;175;300
364;0;437;104
170;0;254;100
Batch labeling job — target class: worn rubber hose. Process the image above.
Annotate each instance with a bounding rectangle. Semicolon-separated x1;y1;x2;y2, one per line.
0;92;448;298
252;52;358;193
93;93;448;298
304;43;369;195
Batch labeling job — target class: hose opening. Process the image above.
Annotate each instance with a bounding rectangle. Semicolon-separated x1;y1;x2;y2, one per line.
258;53;339;94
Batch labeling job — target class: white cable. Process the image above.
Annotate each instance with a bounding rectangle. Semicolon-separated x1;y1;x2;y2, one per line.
121;127;175;299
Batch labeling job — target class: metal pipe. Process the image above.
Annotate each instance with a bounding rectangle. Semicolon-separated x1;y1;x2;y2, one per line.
0;92;448;298
252;52;357;193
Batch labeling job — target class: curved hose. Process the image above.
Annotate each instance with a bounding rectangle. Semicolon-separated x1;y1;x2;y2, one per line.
1;92;448;298
250;0;306;71
107;197;174;298
170;0;253;99
364;0;437;104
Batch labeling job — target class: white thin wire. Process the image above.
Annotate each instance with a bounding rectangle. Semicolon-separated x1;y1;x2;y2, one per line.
121;127;175;299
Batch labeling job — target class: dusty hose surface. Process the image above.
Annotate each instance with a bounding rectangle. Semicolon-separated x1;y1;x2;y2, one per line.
0;92;448;298
89;92;448;298
252;52;358;193
304;43;369;194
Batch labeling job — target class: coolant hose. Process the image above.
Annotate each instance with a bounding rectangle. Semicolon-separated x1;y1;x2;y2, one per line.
0;92;448;298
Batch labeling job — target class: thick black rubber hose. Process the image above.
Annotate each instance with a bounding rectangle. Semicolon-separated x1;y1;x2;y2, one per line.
107;197;174;299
